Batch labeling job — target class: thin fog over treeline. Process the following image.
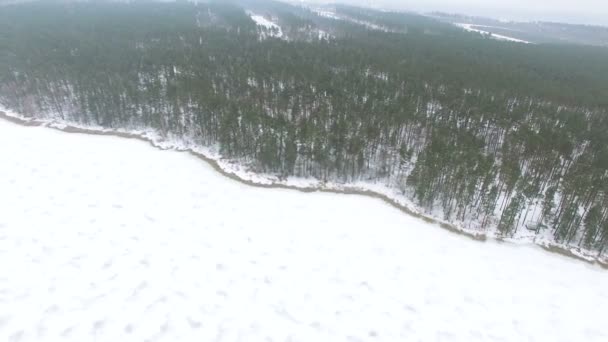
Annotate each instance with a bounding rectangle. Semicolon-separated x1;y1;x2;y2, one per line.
0;0;607;24
305;0;608;25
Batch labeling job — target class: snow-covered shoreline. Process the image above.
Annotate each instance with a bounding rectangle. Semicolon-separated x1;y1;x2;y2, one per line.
0;107;605;268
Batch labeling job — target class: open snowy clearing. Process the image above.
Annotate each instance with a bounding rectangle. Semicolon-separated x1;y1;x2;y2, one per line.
0;119;607;342
455;23;531;43
312;8;391;32
249;13;284;38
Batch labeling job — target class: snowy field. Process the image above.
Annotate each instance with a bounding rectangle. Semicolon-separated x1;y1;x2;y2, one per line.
455;23;531;43
0;118;607;342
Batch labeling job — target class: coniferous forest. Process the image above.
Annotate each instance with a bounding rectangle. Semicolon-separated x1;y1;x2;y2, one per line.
1;0;608;255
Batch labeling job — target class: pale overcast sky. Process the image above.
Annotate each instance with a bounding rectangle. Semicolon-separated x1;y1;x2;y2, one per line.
301;0;608;25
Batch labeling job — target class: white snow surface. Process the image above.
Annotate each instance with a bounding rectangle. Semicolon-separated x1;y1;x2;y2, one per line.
1;118;608;342
311;8;391;32
249;13;283;38
313;9;341;20
456;23;531;43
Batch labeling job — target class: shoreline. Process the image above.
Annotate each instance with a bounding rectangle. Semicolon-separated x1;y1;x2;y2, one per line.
2;110;606;269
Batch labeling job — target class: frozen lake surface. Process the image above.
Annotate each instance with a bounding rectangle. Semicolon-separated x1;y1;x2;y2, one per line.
0;119;607;342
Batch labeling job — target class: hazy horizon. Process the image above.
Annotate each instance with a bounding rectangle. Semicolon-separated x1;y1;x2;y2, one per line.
299;0;608;26
0;0;606;26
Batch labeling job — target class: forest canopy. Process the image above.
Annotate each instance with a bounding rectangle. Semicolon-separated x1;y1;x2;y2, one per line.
1;0;608;254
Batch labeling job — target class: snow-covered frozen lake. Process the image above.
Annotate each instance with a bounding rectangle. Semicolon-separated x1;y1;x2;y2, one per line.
1;118;607;342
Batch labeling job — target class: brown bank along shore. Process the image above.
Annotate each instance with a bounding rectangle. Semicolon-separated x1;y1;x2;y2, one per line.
1;110;607;269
